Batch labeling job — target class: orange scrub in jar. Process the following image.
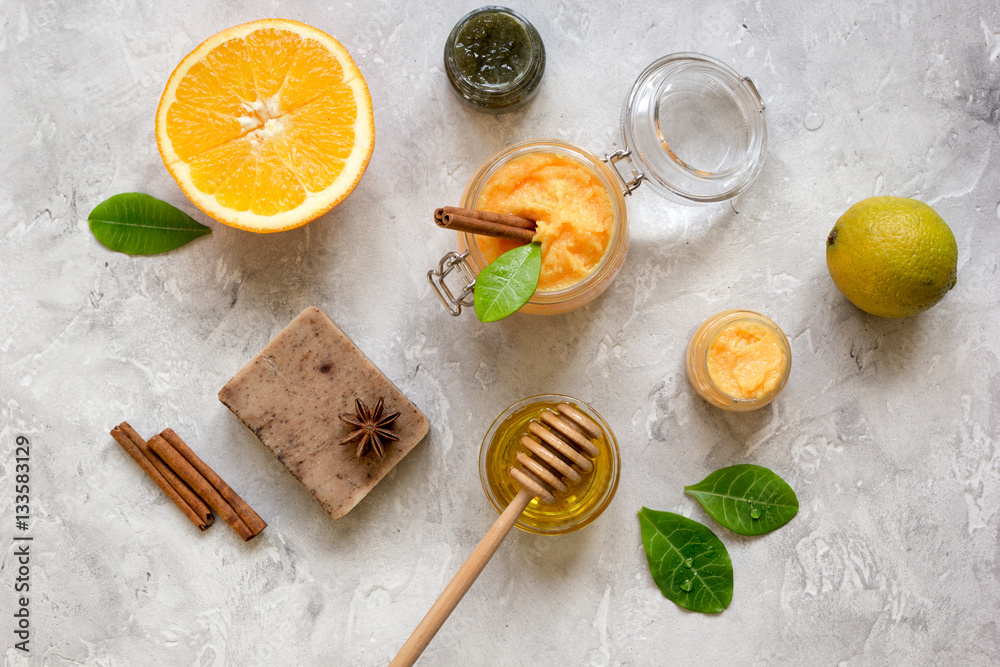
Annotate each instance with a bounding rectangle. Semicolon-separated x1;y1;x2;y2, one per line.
473;152;613;292
706;321;788;399
686;310;791;411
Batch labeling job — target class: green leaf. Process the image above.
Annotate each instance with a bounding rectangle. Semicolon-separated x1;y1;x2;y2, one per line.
473;242;541;322
684;464;799;536
638;508;733;613
89;193;211;255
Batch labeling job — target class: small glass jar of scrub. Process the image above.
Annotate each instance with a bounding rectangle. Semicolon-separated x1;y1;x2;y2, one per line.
444;6;545;113
479;395;620;535
686;310;791;411
429;53;767;317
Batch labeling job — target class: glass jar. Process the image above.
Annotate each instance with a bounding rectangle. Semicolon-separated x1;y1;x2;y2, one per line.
443;6;545;114
623;53;767;203
479;394;620;535
429;53;767;317
456;140;629;315
686;309;791;411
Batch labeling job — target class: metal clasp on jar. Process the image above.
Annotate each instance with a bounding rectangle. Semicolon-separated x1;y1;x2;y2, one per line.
603;149;645;195
743;76;765;112
427;250;476;316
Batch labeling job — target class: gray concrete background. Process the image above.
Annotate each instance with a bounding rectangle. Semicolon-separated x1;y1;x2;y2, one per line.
1;1;998;664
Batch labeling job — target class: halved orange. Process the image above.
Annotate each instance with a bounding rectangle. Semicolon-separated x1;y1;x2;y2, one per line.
156;19;374;233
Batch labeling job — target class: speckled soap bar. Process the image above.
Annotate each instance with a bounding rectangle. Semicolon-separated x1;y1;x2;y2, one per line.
218;306;429;520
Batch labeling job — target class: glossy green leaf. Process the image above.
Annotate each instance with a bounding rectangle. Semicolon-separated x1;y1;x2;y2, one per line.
473;242;540;322
89;193;211;255
684;464;799;536
638;508;733;613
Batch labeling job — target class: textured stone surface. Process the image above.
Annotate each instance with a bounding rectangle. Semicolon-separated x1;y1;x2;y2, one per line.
1;1;998;664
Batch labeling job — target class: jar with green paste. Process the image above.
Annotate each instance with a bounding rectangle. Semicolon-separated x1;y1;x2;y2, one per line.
443;6;545;113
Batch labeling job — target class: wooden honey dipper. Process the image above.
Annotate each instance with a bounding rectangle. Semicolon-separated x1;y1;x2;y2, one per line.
390;403;603;666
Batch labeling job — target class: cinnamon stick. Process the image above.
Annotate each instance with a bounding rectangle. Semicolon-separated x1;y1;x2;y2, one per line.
111;423;213;531
147;433;257;541
437;206;536;230
158;428;267;537
122;423;215;528
434;207;536;243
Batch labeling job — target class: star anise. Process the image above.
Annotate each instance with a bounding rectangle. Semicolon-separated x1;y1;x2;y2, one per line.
338;397;400;460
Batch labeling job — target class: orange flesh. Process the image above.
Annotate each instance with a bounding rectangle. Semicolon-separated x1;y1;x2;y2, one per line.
157;20;374;231
706;321;788;399
473;153;613;292
168;32;355;213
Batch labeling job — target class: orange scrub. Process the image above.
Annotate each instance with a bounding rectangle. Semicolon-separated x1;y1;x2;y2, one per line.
706;321;788;399
474;152;613;292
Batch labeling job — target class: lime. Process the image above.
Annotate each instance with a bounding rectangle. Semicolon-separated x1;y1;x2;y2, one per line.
826;196;957;318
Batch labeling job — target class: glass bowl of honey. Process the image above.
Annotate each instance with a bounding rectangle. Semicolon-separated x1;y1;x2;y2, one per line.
479;394;620;535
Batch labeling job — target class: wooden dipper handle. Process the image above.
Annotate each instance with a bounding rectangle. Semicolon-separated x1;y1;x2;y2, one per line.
390;487;533;667
390;404;601;666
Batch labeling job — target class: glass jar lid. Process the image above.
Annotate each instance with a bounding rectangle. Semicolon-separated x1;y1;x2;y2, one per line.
622;53;767;204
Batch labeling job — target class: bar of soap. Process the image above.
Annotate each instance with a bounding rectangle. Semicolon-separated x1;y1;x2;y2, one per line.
219;306;429;520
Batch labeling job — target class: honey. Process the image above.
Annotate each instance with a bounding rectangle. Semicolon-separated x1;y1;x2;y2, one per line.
479;395;619;535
